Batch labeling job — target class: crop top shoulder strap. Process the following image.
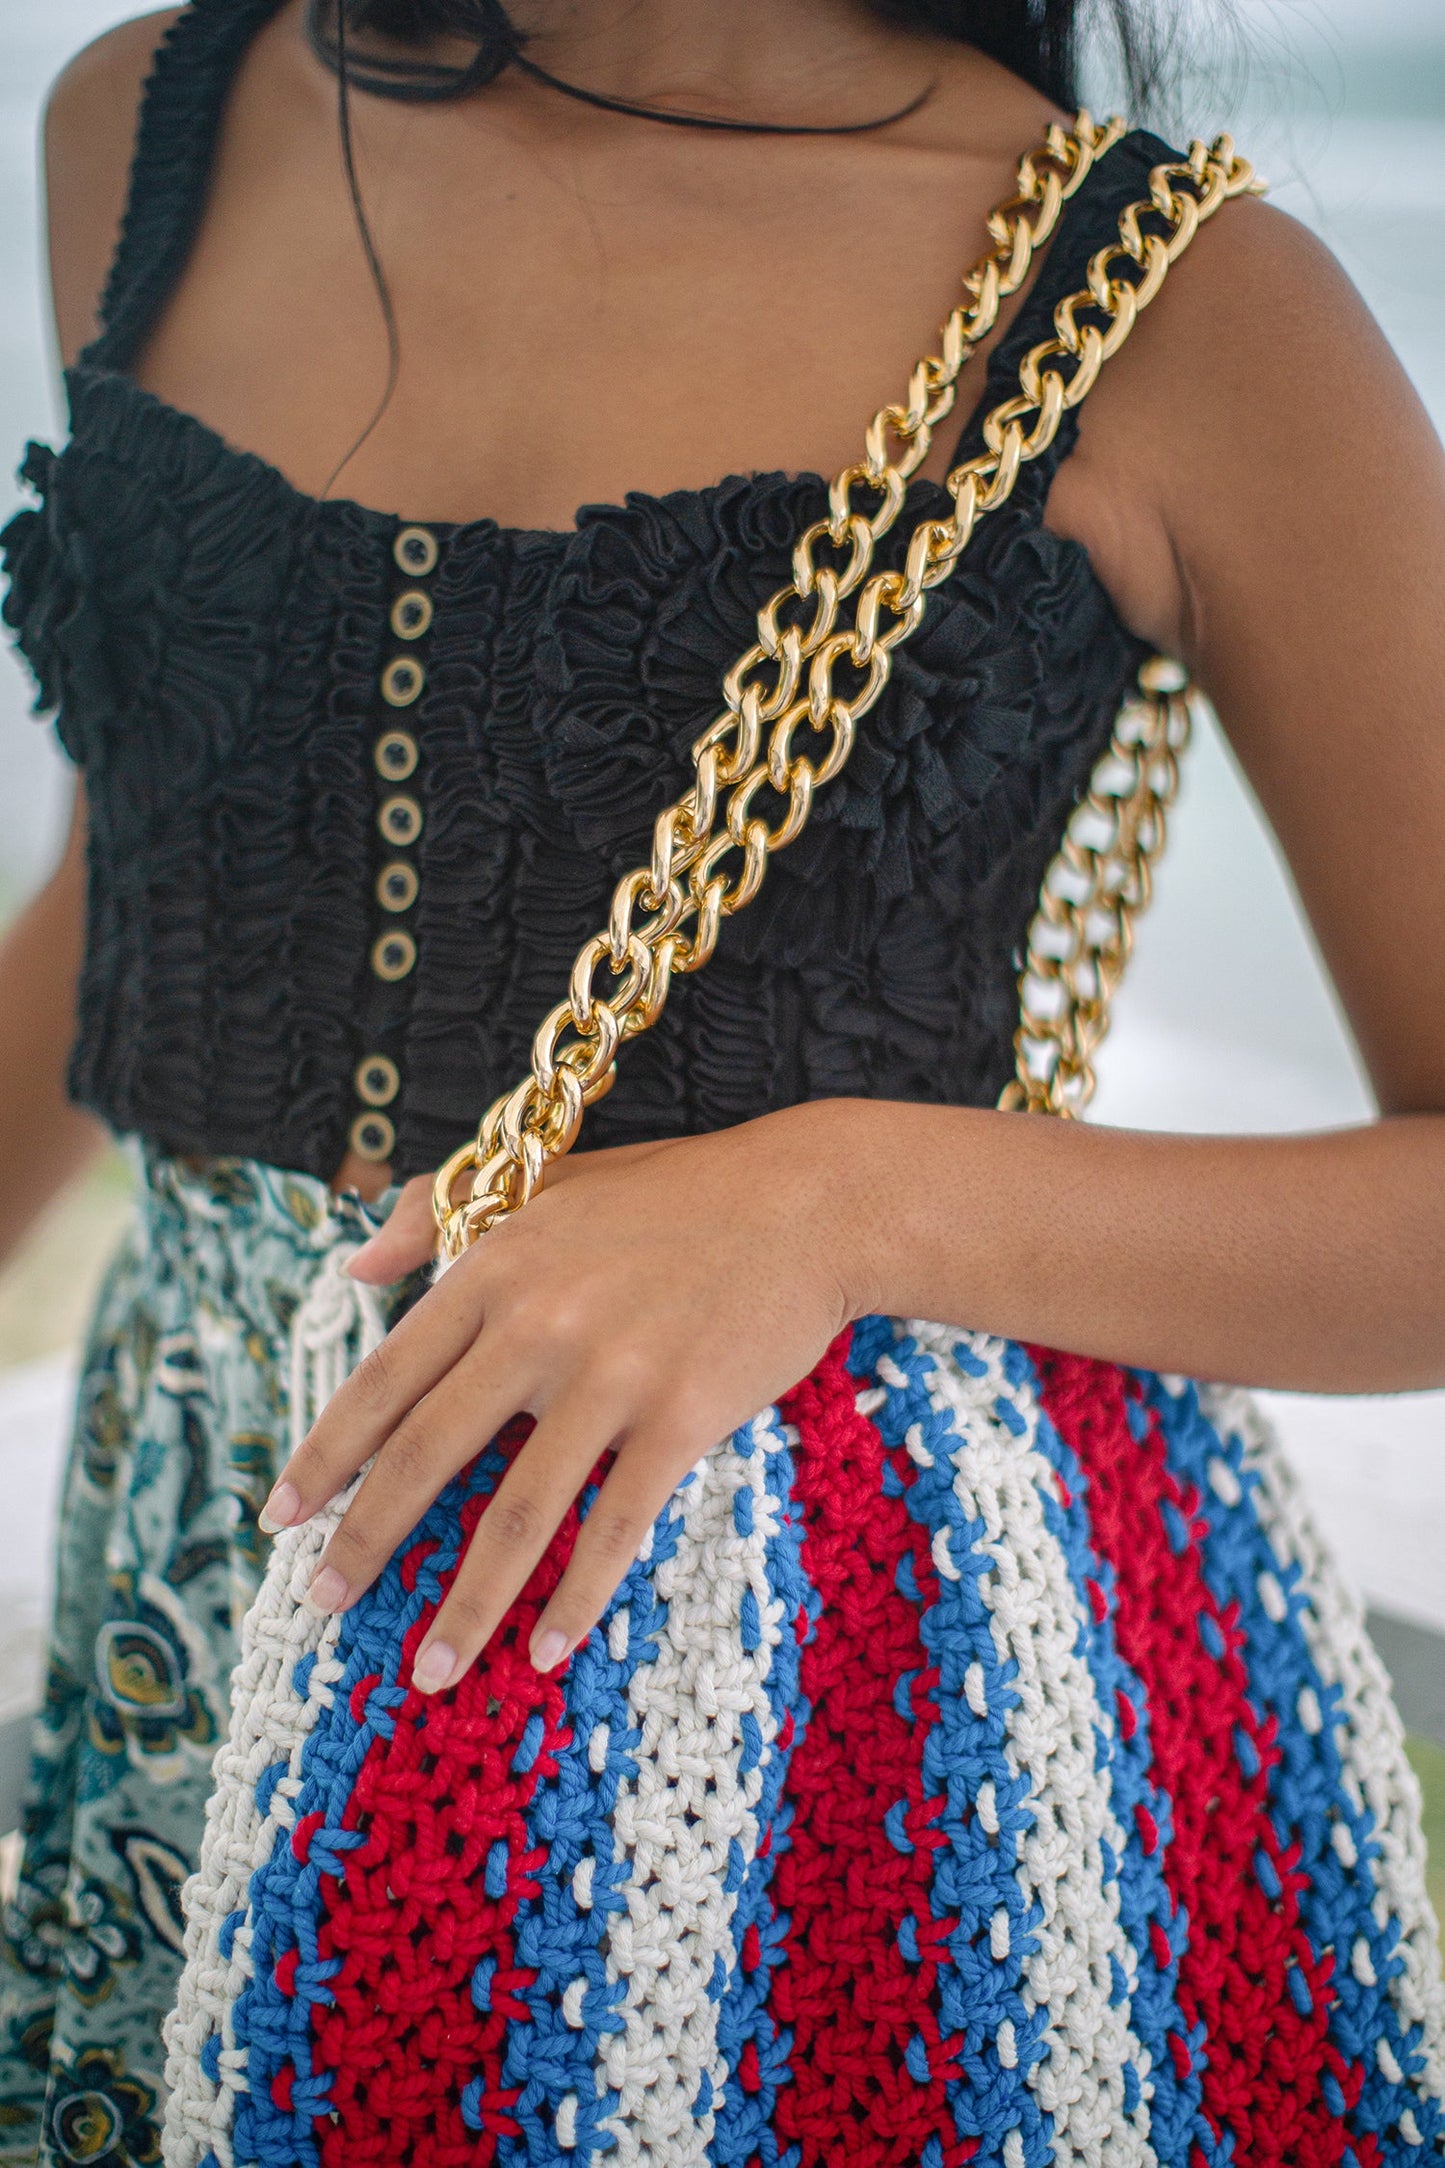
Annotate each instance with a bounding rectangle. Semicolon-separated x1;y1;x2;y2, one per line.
944;124;1180;479
81;0;289;373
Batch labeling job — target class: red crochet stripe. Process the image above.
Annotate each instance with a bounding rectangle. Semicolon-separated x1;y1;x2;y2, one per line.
1033;1354;1372;2168
771;1334;973;2168
308;1420;576;2167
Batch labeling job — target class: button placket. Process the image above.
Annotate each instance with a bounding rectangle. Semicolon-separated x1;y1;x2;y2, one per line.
348;523;439;1167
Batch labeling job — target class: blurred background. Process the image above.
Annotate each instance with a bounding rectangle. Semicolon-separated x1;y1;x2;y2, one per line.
0;0;1441;1894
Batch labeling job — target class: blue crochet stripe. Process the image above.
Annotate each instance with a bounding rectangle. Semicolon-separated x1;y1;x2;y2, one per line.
1145;1376;1444;2163
490;1471;691;2165
850;1316;1056;2168
228;1440;514;2168
710;1406;813;2168
1009;1343;1208;2163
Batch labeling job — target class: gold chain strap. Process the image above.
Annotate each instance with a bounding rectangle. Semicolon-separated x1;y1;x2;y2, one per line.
434;119;1264;1260
1000;655;1197;1116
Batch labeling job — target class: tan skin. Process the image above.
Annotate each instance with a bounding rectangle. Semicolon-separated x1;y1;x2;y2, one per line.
13;0;1444;1693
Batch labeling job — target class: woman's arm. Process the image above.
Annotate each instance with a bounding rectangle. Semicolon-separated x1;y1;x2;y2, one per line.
0;790;108;1267
826;193;1445;1393
43;9;183;369
0;15;184;1261
1052;194;1445;1128
263;194;1445;1693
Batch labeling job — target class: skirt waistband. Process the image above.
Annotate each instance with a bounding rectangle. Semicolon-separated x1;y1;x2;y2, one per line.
123;1136;400;1277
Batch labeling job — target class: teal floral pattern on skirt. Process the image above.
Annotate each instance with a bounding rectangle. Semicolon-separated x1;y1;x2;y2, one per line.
0;1148;404;2166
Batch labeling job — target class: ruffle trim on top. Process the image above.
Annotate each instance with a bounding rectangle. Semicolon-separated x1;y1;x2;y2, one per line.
393;455;1146;1173
2;443;72;733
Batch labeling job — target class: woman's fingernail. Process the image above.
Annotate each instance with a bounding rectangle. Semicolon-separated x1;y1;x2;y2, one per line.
531;1628;571;1674
259;1480;300;1534
304;1564;348;1614
412;1641;457;1695
344;1241;380;1279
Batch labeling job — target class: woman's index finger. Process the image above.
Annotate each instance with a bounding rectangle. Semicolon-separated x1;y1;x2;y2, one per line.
268;1250;488;1522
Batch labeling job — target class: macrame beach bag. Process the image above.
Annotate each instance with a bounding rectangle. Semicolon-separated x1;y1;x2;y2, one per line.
161;123;1445;2168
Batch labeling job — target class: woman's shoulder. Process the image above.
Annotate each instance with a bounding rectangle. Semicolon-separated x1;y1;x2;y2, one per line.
44;8;185;366
1094;174;1369;458
1048;163;1410;659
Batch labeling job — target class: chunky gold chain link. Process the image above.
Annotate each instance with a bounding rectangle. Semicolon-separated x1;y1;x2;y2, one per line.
434;119;1264;1260
999;655;1197;1116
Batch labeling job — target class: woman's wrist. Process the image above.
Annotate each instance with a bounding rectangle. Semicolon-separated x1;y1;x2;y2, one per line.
785;1098;1445;1395
778;1094;915;1329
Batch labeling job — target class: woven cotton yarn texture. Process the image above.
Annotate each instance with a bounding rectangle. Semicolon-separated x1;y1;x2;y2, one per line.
131;1165;1444;2168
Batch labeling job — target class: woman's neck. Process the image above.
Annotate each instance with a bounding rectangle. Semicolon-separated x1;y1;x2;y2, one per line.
504;0;939;125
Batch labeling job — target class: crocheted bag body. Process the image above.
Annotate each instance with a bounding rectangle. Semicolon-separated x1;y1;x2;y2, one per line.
163;1316;1445;2168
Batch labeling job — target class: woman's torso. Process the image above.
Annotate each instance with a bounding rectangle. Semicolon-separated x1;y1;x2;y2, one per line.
2;0;1165;1184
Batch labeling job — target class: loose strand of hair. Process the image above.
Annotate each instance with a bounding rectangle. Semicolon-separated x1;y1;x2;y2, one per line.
318;0;404;500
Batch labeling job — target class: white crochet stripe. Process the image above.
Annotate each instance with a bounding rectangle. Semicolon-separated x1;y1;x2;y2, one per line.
591;1409;790;2167
1202;1383;1445;2113
911;1321;1157;2168
161;1491;354;2167
163;1250;383;2168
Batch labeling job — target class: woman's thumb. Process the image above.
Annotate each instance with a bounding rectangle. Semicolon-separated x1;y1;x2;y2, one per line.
345;1171;437;1282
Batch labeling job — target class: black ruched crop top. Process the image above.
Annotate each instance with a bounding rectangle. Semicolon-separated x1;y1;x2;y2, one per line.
1;0;1161;1183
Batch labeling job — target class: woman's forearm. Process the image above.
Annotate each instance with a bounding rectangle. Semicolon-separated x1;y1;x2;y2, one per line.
0;793;106;1267
826;1097;1445;1394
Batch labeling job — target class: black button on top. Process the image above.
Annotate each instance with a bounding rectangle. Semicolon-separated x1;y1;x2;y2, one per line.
391;590;434;641
355;1055;400;1107
371;929;417;982
378;794;423;847
393;526;439;577
381;656;425;709
374;730;418;782
350;1109;396;1162
377;861;419;913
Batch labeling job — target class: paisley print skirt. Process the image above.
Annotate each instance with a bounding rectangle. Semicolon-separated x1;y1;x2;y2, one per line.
4;1148;1445;2168
0;1150;404;2168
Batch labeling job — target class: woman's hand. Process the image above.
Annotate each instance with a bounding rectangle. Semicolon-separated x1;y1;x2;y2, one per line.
260;1102;873;1692
258;1075;1445;1701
